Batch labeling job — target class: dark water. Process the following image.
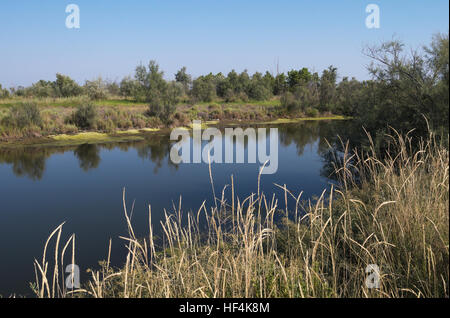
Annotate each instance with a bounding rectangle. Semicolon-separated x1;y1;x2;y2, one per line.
0;120;354;296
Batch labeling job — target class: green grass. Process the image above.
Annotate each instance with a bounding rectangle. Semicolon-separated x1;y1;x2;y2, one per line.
93;99;148;107
264;115;351;124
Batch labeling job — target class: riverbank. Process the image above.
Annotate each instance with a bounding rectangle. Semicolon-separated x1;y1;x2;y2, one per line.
0;111;350;148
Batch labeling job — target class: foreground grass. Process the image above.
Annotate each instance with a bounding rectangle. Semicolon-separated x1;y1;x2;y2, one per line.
32;131;449;298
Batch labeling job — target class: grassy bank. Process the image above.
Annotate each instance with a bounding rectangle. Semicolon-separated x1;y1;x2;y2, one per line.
32;131;449;298
0;96;346;146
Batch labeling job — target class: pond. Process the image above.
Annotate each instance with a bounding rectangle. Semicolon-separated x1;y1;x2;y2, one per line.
0;120;356;296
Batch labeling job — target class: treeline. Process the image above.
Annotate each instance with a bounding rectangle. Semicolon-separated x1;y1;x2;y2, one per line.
1;33;448;141
1;74;119;101
0;62;342;111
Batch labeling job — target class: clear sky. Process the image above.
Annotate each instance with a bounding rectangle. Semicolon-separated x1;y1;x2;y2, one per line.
0;0;448;88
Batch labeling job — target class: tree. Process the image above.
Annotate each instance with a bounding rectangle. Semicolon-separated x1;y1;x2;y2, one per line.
274;73;287;95
54;73;83;97
84;77;108;100
134;60;167;103
319;66;337;112
335;77;363;116
247;72;272;100
191;74;216;102
287;67;311;90
359;33;449;139
0;84;10;99
106;81;120;96
175;67;192;94
119;76;139;98
227;70;240;93
146;81;182;123
263;71;275;93
237;70;251;95
30;80;55;98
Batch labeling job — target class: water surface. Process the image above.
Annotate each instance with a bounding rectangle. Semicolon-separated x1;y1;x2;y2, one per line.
0;120;353;296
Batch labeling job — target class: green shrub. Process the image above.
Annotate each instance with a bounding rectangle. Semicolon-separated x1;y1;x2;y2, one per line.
3;102;42;128
96;118;115;133
280;92;299;113
0;84;10;99
84;78;108;100
69;103;97;129
306;107;319;117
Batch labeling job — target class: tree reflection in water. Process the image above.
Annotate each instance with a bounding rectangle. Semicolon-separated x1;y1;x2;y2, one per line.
0;121;359;181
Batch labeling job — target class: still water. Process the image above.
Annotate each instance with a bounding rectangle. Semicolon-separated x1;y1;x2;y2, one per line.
0;120;353;296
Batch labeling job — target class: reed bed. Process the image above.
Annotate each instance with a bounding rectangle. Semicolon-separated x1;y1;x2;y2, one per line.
32;130;449;298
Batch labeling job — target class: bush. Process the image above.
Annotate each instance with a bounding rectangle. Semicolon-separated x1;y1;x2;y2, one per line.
305;107;319;117
191;76;216;102
3;102;42;128
247;82;271;101
146;82;180;123
280;92;299;113
54;73;83;98
0;84;10;99
119;76;140;99
84;78;108;100
69;103;97;129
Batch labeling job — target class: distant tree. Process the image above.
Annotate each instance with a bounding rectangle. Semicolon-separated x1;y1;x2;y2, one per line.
227;70;239;94
146;81;182;123
319;65;338;112
29;80;55;98
175;66;192;94
214;73;227;96
106;81;120;96
247;72;272;100
274;73;287;95
12;86;27;97
0;84;10;99
191;74;217;102
263;71;275;93
287;67;312;90
84;77;108;100
54;73;83;97
119;76;139;98
335;77;363;116
134;60;167;103
237;70;251;95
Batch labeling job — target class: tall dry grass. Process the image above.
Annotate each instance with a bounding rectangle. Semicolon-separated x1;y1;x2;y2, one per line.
32;130;449;298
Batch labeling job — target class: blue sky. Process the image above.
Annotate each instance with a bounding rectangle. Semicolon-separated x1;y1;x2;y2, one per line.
0;0;448;87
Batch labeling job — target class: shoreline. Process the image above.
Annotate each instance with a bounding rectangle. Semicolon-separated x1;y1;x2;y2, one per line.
0;116;351;148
